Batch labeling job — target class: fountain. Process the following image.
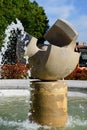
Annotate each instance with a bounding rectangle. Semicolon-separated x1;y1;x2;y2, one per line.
24;19;80;127
0;18;30;78
0;85;87;130
0;18;87;130
0;18;29;65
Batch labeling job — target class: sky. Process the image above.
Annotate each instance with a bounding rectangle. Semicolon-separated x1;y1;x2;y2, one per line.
30;0;87;43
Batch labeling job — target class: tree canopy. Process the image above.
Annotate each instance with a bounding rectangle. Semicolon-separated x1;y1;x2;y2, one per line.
0;0;49;49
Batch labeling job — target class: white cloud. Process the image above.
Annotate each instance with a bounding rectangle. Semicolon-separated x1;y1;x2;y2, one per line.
46;5;74;17
71;15;87;42
45;5;74;25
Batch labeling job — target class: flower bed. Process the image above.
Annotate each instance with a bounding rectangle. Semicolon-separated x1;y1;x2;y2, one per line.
0;63;29;79
65;65;87;80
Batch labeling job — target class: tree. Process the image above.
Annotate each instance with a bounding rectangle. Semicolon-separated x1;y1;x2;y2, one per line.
0;0;49;49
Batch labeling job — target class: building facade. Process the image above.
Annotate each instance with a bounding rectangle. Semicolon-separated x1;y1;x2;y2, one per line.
75;42;87;67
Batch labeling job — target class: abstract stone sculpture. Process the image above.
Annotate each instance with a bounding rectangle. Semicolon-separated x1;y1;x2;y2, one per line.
24;19;80;80
25;18;80;127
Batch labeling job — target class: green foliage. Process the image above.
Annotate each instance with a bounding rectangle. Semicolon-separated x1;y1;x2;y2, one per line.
0;0;49;49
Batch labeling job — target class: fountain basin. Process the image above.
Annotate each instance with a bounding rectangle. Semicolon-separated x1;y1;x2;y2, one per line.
0;92;87;130
0;79;87;130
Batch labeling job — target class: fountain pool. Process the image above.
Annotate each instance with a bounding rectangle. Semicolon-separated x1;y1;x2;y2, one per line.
0;90;87;130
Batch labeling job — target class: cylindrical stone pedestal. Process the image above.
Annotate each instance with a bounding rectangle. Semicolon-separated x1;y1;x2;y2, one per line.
29;80;67;127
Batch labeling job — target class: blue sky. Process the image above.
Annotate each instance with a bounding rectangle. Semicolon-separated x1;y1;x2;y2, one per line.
30;0;87;43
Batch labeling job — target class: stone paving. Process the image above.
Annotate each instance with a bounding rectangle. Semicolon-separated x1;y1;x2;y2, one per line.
0;79;87;89
0;79;87;97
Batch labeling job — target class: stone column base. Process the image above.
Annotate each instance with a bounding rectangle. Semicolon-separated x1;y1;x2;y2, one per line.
29;80;67;127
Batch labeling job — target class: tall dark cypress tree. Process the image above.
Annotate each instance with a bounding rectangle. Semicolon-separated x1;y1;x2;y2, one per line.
1;29;18;64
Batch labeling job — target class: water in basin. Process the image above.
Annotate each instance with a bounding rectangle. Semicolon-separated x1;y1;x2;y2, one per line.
0;91;87;130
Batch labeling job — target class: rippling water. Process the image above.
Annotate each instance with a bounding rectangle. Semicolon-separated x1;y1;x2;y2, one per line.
0;95;87;130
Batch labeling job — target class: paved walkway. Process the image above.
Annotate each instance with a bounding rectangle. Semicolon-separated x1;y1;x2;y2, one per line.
0;79;30;89
0;79;87;89
0;79;87;97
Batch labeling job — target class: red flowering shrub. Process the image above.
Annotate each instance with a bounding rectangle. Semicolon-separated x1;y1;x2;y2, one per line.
65;65;87;80
1;63;29;79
